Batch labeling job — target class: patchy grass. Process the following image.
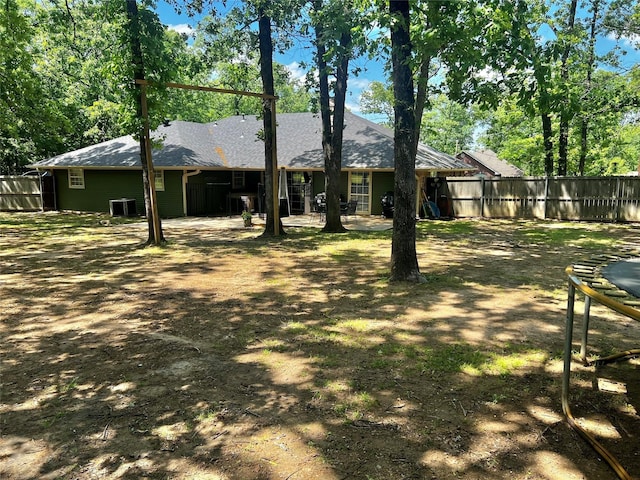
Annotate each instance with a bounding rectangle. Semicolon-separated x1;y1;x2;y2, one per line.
1;212;639;480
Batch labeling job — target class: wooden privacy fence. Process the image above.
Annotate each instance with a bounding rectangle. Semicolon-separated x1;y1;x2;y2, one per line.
0;176;43;211
446;176;640;222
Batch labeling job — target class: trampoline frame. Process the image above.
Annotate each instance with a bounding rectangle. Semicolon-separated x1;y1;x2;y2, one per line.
563;262;640;480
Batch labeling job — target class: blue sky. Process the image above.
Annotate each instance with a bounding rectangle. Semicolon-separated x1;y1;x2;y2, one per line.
154;1;639;120
154;1;386;117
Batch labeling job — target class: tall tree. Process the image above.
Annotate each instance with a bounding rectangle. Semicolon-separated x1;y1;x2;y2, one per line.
169;0;305;235
437;0;558;174
480;66;640;176
125;0;164;244
0;0;69;174
311;0;356;233
505;0;556;176
257;6;283;236
579;0;601;175
389;0;422;283
556;0;579;175
410;0;469;155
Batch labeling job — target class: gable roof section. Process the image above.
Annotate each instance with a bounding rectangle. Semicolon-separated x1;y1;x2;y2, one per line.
32;112;472;172
458;150;523;177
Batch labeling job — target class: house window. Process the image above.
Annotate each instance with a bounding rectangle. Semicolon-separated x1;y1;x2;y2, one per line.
154;170;165;191
349;171;370;214
68;168;85;189
232;171;245;189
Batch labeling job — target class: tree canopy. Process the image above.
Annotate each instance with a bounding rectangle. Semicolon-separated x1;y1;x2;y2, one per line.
2;0;639;178
0;0;312;174
360;0;640;176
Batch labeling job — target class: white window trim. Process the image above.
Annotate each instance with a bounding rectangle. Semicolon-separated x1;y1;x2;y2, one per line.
154;170;165;191
68;168;85;189
348;170;372;214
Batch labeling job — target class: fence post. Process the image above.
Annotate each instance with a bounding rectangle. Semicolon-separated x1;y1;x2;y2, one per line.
615;176;621;222
543;176;549;220
480;176;485;218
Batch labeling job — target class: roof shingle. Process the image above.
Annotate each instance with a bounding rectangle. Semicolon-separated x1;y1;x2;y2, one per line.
33;112;473;172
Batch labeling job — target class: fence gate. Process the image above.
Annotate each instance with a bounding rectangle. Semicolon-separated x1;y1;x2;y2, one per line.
0;175;51;211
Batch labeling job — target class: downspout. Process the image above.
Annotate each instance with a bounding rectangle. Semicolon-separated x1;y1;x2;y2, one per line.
182;169;201;216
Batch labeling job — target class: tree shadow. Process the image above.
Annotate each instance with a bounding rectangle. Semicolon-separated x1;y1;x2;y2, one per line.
1;215;638;479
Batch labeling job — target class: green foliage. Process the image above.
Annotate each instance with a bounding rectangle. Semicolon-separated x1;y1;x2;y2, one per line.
360;84;480;153
420;95;479;154
0;0;179;171
359;81;394;126
478;97;547;175
0;0;70;173
0;0;313;172
3;0;638;179
479;67;640;176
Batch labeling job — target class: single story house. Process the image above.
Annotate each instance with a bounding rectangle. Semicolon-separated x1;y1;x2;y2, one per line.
456;150;524;178
31;111;475;217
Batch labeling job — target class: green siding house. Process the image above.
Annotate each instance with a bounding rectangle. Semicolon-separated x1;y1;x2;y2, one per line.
31;112;474;218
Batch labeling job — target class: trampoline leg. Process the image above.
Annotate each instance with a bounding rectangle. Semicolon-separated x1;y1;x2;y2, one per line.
580;294;591;364
562;283;576;417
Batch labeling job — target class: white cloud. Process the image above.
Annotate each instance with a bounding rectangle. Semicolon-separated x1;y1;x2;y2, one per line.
167;23;194;37
285;62;309;83
607;32;640;47
349;77;372;90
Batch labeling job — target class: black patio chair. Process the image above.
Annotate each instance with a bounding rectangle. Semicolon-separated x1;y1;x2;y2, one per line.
341;199;358;221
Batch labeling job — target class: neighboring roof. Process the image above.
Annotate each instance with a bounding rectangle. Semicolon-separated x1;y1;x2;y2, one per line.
457;150;523;177
32;112;473;172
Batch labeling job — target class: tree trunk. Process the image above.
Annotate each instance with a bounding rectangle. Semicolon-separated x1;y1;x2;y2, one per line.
541;113;554;176
579;0;601;176
257;11;283;237
323;31;350;233
557;0;578;176
313;0;346;233
390;0;423;283
579;119;588;176
125;0;163;244
557;119;569;175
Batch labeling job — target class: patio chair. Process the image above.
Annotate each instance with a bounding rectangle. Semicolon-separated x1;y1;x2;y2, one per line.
341;199;358;222
310;193;326;222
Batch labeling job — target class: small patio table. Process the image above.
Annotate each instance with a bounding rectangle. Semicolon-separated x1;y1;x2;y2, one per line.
564;248;640;480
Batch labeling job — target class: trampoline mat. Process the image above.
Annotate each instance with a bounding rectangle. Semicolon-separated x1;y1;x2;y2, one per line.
602;258;640;298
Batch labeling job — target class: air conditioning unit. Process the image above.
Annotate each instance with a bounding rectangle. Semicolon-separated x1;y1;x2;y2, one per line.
109;198;137;217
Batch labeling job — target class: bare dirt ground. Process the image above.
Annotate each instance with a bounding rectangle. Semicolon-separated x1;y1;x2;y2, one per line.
1;213;639;480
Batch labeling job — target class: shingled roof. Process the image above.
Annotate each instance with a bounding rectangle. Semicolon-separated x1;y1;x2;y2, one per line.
32;112;473;173
457;150;523;177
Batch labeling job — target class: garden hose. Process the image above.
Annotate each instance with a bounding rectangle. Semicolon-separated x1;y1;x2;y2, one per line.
591;348;640;367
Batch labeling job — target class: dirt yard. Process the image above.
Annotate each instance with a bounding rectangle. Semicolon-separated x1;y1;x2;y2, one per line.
1;213;639;480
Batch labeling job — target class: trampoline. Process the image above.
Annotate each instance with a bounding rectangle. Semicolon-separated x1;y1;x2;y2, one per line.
564;248;640;480
602;258;640;298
